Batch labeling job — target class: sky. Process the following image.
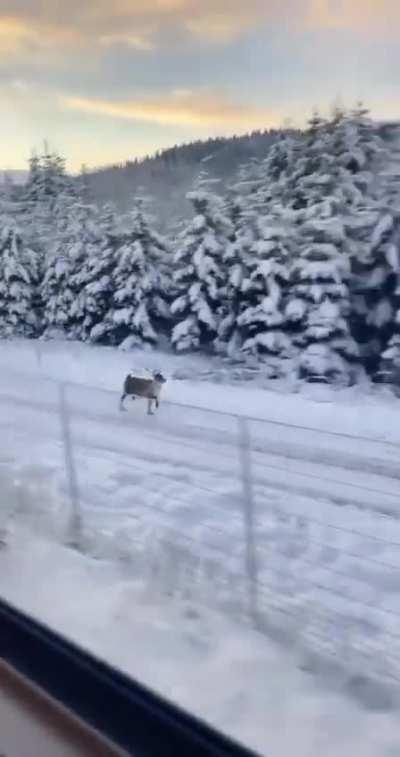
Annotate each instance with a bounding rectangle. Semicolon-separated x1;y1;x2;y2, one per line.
0;0;399;171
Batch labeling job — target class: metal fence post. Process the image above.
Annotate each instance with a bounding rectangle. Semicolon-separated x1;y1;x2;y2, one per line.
35;341;42;368
59;383;82;548
238;416;258;627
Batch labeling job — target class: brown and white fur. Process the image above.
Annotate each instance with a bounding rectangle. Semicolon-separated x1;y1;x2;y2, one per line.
119;371;167;415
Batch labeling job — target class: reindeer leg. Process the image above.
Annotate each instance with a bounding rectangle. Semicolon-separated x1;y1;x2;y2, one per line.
147;398;154;415
155;398;159;410
119;393;127;411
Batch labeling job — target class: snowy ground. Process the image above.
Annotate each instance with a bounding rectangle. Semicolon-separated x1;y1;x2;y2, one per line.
1;338;400;755
1;523;400;757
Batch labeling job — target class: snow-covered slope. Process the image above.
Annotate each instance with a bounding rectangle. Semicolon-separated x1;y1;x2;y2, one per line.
1;338;400;756
1;524;399;757
2;337;400;441
0;169;27;185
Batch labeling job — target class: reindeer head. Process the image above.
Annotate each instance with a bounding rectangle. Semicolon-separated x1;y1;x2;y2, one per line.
153;371;167;384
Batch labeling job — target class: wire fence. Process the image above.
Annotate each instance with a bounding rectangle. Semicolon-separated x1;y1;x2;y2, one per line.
2;370;400;697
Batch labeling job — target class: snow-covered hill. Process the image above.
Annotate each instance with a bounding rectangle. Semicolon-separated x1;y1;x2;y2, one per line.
0;169;27;185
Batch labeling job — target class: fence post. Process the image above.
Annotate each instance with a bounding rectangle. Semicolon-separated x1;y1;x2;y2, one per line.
238;416;258;627
35;341;42;368
59;383;82;549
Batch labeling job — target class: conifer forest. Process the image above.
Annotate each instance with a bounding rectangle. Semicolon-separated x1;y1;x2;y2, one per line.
2;106;400;388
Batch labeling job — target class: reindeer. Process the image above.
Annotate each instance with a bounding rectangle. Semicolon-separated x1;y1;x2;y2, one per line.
119;370;167;415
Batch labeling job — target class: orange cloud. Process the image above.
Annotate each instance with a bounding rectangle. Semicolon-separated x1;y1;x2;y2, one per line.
0;0;286;55
0;14;83;59
99;33;155;51
306;0;400;32
0;17;33;54
0;0;398;63
185;10;261;43
91;0;282;43
60;0;400;42
61;90;280;131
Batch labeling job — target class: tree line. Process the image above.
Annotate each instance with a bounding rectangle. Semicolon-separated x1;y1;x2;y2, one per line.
1;108;400;387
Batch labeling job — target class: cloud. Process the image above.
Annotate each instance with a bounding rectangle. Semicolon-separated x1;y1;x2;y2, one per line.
78;0;268;38
98;33;155;51
0;14;83;60
0;0;288;57
61;89;280;131
0;0;399;63
90;0;284;44
185;11;263;43
305;0;400;33
0;0;397;68
0;0;397;88
0;16;34;55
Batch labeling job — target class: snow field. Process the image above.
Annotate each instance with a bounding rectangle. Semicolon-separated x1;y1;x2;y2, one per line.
1;339;400;696
1;517;400;757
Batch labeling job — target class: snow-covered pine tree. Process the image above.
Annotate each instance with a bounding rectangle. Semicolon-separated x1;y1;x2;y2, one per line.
350;209;398;373
41;251;73;337
379;277;400;388
376;122;400;385
288;214;358;384
103;197;167;349
78;203;122;344
215;187;256;358
229;158;264;210
23;145;75;211
282;111;360;383
41;210;74;337
381;122;400;215
40;144;77;210
125;194;171;335
218;130;299;369
22;153;51;260
41;198;100;338
218;130;300;368
23;234;43;331
336;104;387;197
335;108;400;374
106;243;155;349
0;221;38;338
22;145;78;259
216;168;293;372
235;212;293;371
283;111;332;213
254;130;299;214
24;153;42;207
171;173;232;352
63;201;103;340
